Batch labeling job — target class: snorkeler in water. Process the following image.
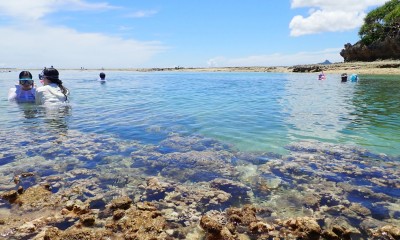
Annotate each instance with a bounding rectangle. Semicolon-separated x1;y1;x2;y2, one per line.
8;71;36;103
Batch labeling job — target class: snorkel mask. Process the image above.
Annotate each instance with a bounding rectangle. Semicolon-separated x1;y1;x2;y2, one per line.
38;71;45;80
19;78;34;85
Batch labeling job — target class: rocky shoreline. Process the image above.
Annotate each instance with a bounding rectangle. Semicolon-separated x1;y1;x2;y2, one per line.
9;60;400;75
133;60;400;75
1;129;399;239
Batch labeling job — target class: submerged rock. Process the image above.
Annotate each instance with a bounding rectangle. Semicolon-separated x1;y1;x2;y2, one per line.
1;130;399;239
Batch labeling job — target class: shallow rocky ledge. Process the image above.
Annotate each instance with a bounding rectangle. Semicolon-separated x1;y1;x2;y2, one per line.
126;60;399;75
10;59;400;75
118;60;400;75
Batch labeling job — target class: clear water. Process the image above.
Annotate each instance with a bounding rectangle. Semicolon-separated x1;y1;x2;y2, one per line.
1;70;399;157
1;70;400;238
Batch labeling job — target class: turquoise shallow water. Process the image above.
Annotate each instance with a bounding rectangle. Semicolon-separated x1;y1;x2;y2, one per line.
1;70;400;238
1;70;399;157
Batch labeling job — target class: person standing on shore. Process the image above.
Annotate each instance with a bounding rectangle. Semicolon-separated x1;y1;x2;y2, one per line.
35;67;69;105
8;71;36;103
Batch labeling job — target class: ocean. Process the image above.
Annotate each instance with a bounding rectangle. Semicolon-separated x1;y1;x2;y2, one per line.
0;70;399;238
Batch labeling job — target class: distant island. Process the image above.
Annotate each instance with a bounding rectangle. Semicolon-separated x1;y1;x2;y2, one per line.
318;60;332;65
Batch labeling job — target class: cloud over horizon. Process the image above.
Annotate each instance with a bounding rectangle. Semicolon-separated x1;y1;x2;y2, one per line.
0;0;166;68
206;48;343;68
0;1;390;68
0;24;166;68
289;0;388;36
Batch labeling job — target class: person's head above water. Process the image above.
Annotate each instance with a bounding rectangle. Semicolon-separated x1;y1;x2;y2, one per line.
18;71;34;90
40;67;59;82
99;72;106;80
19;71;32;80
39;67;69;97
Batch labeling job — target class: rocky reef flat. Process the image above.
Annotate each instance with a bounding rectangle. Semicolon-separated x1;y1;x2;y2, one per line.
1;128;399;239
130;60;400;75
16;60;400;75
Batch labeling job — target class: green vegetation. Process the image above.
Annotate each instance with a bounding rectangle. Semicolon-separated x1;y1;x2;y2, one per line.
359;0;400;45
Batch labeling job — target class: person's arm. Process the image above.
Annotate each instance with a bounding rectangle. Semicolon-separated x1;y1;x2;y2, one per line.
8;87;17;101
35;88;43;105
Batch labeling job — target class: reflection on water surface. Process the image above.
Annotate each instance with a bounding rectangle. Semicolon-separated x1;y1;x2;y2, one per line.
0;71;399;239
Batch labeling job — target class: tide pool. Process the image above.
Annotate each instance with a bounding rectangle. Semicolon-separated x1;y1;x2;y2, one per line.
0;70;399;239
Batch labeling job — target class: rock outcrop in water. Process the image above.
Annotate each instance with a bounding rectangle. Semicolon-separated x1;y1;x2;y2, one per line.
340;34;400;62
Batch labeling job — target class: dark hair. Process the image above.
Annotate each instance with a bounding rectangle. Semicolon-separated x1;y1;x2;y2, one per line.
19;71;32;79
43;67;69;99
99;72;106;79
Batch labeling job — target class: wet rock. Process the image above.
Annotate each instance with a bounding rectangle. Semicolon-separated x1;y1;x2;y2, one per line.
18;222;36;233
1;190;18;202
200;215;223;233
374;225;400;239
21;172;35;177
302;193;321;210
349;203;371;217
340;36;400;62
79;213;95;227
17;186;24;194
141;177;175;201
359;218;387;237
65;200;75;211
43;227;62;240
324;217;363;240
220;226;236;240
1;130;400;239
200;215;237;240
226;205;258;226
291;65;324;73
106;204;168;239
210;178;251;201
282;217;321;240
322;229;340;240
331;225;352;240
14;186;53;209
158;150;236;181
13;176;20;184
43;227;110;240
163;183;232;211
70;200;90;215
370;202;392;220
248;221;274;233
108;196;132;210
136;201;157;211
112;209;125;220
158;133;231;152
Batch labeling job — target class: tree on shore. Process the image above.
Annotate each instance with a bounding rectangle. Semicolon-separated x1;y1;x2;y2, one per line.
359;0;400;45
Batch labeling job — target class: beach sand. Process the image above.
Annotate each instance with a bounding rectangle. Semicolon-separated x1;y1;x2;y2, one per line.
131;60;400;75
10;60;400;75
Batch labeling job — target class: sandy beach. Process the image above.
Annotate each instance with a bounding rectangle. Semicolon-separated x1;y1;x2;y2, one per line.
4;60;400;75
131;60;400;75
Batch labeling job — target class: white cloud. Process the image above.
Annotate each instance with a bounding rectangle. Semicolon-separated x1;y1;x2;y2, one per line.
126;10;158;18
0;1;167;68
0;0;116;21
207;48;343;67
289;0;389;36
0;24;166;68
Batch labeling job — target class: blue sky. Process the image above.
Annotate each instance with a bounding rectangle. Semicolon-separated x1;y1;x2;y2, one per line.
0;0;388;69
